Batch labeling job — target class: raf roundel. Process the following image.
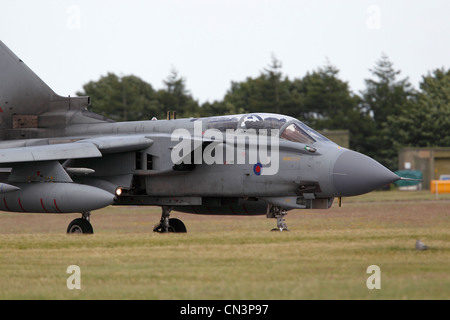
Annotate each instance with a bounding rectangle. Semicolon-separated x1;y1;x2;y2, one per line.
253;163;262;176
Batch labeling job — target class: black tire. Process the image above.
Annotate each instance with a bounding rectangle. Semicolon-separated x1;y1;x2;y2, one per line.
153;218;187;233
67;218;94;234
169;218;187;233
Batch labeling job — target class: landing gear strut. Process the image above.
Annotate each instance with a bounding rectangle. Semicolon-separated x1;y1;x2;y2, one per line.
153;206;187;233
267;205;289;231
67;212;94;234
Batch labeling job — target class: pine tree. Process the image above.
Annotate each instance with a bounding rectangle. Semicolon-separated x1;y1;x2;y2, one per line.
361;54;415;169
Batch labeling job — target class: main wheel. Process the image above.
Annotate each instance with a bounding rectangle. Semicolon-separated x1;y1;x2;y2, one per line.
169;218;187;233
153;218;187;233
67;218;94;234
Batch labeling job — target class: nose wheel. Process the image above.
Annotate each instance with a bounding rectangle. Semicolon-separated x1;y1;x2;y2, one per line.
267;205;289;231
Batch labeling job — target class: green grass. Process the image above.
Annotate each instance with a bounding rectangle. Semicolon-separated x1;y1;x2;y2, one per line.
0;190;449;299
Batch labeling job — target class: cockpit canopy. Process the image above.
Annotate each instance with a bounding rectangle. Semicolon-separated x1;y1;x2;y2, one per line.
205;113;332;144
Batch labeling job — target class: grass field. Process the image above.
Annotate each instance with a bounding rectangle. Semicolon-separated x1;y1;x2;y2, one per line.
0;191;449;299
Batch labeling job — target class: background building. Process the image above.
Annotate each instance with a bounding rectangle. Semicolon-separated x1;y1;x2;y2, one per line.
398;148;450;190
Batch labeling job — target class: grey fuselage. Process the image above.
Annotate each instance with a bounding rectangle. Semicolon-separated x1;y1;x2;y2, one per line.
0;112;399;215
0;40;399;217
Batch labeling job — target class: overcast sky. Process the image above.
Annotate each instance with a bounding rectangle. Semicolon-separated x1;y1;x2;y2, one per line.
1;0;449;103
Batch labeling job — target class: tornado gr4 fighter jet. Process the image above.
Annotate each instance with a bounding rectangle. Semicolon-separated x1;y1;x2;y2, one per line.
0;41;401;233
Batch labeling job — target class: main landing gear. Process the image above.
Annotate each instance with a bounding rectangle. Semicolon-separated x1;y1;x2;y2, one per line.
67;212;94;234
153;206;187;233
267;205;289;232
66;207;187;234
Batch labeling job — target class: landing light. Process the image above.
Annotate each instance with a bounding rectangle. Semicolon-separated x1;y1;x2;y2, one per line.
115;187;123;196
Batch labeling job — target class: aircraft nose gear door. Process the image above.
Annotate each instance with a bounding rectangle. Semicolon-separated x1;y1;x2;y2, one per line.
267;205;289;232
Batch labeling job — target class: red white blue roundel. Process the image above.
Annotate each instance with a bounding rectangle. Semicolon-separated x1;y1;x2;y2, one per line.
253;163;262;176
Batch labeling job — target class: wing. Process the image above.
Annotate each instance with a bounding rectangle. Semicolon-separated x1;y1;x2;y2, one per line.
0;135;154;213
0;134;154;185
0;135;154;164
0;142;101;164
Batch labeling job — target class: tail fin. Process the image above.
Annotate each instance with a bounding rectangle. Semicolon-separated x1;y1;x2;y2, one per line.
0;41;91;139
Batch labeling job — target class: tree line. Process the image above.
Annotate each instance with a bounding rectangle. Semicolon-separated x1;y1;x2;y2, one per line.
76;54;450;171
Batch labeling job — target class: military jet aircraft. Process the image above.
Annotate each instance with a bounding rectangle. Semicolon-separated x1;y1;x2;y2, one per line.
0;41;402;233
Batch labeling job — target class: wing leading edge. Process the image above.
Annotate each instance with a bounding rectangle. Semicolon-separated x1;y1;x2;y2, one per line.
0;135;154;164
0;142;101;164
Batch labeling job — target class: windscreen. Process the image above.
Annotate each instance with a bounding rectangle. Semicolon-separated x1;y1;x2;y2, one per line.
281;123;315;144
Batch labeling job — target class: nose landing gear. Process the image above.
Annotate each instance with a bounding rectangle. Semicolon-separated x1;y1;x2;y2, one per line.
267;205;289;232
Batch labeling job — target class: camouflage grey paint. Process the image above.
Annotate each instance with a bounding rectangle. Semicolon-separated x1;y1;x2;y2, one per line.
0;41;400;219
333;150;400;196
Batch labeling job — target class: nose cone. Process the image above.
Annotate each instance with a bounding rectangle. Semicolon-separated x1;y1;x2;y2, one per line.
333;150;400;196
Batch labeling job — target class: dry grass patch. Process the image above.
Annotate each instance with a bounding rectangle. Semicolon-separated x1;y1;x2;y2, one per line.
0;191;449;299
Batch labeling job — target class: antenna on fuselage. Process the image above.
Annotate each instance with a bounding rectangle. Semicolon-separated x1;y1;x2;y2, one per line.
167;111;176;120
